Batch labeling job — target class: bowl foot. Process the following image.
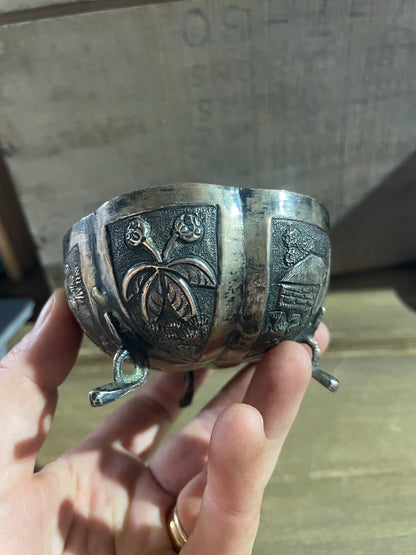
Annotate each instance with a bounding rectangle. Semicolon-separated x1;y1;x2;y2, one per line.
89;348;149;407
304;334;339;392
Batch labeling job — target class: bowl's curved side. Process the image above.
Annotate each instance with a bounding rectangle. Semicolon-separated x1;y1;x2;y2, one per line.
214;187;331;367
64;184;247;371
64;184;330;375
64;215;121;357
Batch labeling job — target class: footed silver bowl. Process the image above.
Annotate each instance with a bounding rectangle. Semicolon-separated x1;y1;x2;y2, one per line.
64;184;338;407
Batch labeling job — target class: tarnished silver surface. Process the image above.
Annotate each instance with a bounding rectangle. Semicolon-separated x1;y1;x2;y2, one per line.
64;184;338;406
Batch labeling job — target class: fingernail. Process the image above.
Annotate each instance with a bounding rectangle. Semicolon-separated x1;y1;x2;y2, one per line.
34;292;56;330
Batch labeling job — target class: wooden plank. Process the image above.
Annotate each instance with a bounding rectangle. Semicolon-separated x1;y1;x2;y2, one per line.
0;0;80;15
0;155;38;280
1;0;416;284
0;260;51;315
330;263;416;314
331;151;416;274
260;350;416;554
0;0;177;19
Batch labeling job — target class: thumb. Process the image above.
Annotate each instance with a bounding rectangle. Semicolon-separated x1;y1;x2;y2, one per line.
181;403;267;555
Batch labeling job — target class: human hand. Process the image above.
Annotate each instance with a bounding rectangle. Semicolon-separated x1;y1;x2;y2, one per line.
0;290;329;554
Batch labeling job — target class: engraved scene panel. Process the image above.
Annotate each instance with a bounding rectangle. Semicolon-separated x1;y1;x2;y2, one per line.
106;205;219;363
249;219;330;355
64;243;119;354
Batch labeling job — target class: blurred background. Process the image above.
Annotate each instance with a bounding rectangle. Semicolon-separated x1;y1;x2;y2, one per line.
0;1;416;553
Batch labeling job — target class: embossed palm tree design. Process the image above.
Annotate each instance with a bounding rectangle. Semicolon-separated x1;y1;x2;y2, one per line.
65;264;86;310
122;214;217;330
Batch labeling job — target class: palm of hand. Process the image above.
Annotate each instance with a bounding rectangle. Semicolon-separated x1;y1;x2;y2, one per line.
0;291;328;554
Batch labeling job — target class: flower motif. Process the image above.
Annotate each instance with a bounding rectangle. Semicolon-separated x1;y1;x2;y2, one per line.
122;210;216;332
299;236;314;254
65;264;86;309
285;248;304;267
283;227;300;248
174;213;203;243
125;217;148;247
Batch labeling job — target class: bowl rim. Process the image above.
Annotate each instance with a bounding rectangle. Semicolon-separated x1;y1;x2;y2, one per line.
65;183;330;235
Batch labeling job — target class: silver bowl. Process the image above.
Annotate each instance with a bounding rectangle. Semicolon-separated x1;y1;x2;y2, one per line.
64;184;338;406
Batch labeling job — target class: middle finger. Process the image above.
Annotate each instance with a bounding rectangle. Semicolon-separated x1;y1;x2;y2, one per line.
74;368;209;461
150;362;256;495
150;323;329;495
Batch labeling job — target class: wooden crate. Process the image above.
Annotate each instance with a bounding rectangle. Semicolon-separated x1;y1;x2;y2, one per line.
1;1;416;284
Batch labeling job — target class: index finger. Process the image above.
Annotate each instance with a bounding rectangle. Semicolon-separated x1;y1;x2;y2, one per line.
242;324;330;479
0;290;82;488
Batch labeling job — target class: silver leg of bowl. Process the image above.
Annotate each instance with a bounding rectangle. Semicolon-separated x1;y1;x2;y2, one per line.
305;335;339;393
89;348;150;407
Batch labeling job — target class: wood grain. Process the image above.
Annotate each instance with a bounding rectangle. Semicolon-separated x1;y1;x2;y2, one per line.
0;0;81;15
0;154;38;280
0;0;180;20
1;0;416;283
331;151;416;274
